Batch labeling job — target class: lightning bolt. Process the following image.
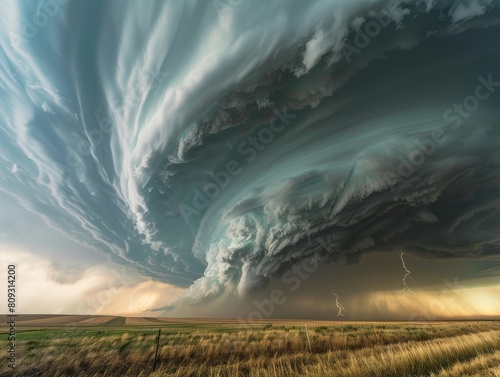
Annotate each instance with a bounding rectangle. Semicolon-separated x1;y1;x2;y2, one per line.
400;252;416;295
333;292;345;316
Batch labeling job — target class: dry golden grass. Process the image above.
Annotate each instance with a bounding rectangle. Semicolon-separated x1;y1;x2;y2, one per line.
430;349;500;377
1;320;499;376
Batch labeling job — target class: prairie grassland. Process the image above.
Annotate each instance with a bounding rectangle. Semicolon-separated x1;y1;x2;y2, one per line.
1;320;499;376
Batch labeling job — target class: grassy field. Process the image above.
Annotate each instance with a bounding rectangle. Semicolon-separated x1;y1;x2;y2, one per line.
1;316;500;376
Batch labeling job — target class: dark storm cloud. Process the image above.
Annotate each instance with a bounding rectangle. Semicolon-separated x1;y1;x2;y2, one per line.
0;0;499;309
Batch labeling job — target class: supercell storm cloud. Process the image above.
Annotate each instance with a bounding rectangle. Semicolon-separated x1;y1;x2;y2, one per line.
1;0;500;307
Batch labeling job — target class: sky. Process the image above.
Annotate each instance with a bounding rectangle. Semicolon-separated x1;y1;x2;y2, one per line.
0;0;499;320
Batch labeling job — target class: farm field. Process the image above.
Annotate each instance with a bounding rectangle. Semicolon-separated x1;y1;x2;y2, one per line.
1;315;500;376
